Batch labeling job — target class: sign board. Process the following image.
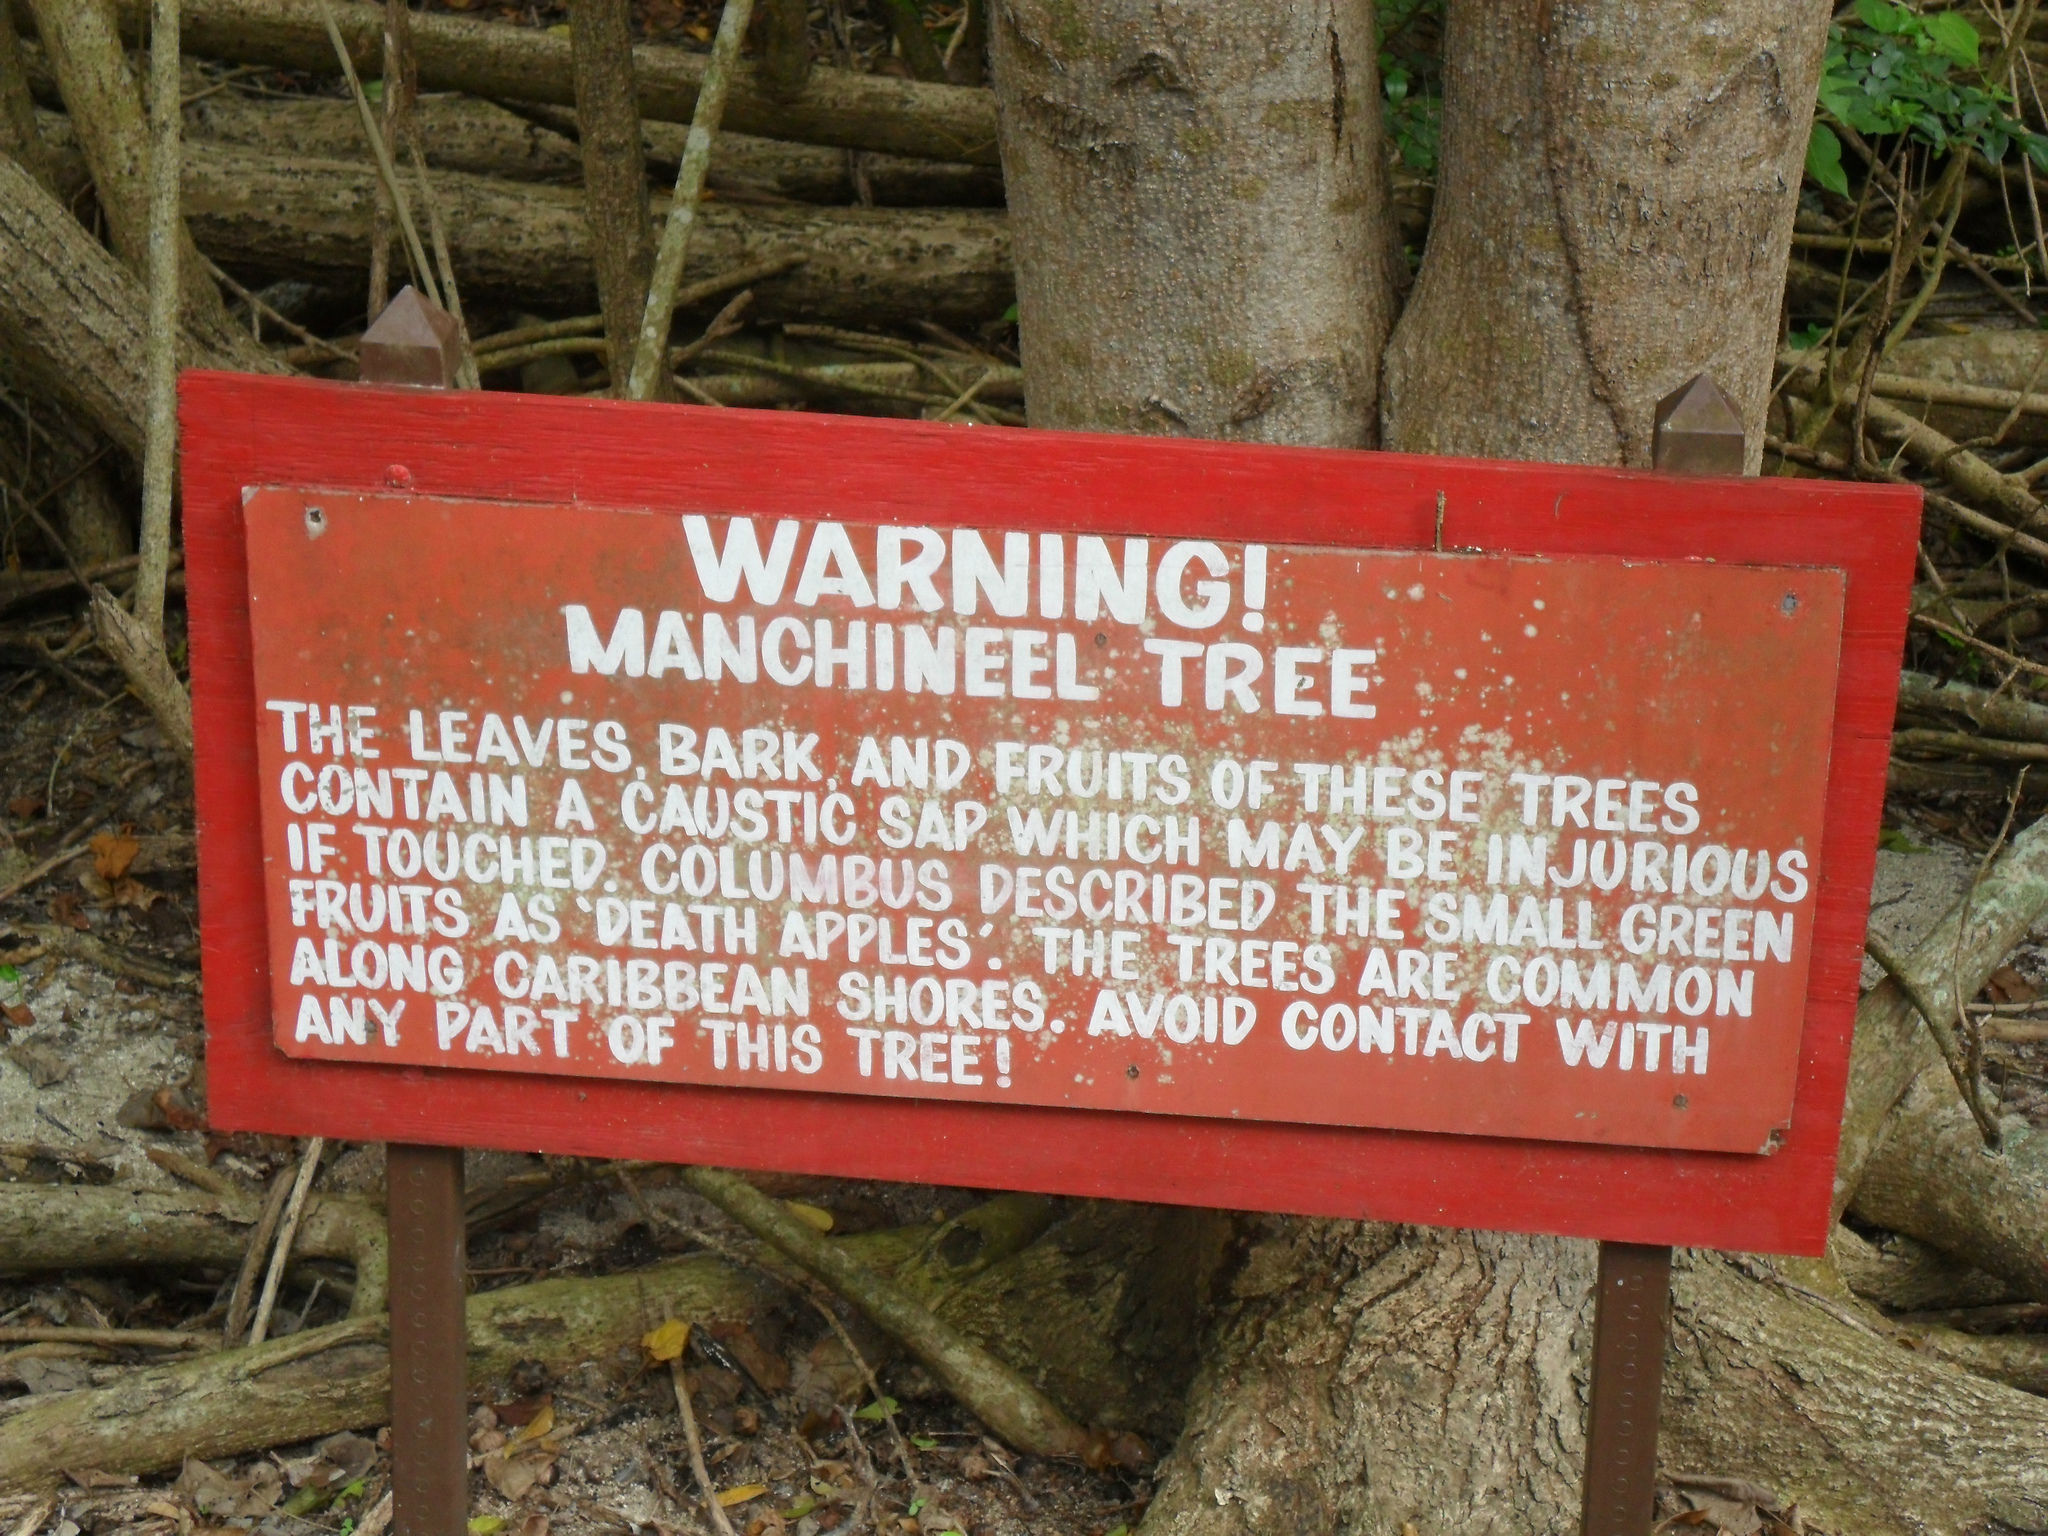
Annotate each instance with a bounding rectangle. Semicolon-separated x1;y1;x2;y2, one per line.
183;373;1919;1253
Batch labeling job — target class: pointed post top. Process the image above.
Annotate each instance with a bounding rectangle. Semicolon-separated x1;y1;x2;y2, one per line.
359;286;462;388
1653;374;1746;476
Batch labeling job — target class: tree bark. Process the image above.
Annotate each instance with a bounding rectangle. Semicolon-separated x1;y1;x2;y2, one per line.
22;0;229;332
1380;1;1829;470
0;151;277;462
0;1197;1195;1489
173;139;1011;325
998;5;1911;1534
81;0;1001;165
163;93;1002;205
570;0;656;396
989;0;1395;444
0;1;54;190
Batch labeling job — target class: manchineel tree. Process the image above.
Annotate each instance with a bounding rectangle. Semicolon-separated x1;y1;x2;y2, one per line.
990;3;2048;1532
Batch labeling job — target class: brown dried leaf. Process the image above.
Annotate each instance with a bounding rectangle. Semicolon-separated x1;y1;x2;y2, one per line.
2;1002;32;1028
481;1449;552;1501
7;793;43;819
109;876;162;911
8;1040;70;1089
1988;965;2039;1004
89;833;140;882
48;892;89;931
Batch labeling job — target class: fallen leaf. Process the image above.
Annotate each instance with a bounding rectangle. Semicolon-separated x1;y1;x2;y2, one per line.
492;1393;552;1428
109;876;162;911
7;793;43;818
1988;965;2039;1004
482;1452;551;1501
505;1402;555;1447
90;833;140;881
48;892;89;931
175;1457;283;1518
8;1040;70;1089
643;1319;691;1363
466;1520;503;1536
3;1002;32;1028
719;1484;770;1508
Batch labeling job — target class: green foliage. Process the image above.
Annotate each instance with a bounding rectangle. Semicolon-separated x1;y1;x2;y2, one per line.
1377;0;1442;175
1811;0;2048;195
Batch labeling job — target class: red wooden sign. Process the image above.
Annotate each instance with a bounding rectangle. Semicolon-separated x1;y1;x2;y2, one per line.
183;372;1919;1253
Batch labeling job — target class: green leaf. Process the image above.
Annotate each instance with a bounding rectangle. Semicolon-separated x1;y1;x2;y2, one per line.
1923;11;1980;67
908;1496;928;1516
364;77;384;103
1000;302;1019;323
1878;827;1931;854
467;1520;505;1536
853;1395;900;1421
911;1435;938;1449
1855;0;1905;33
0;964;16;984
1806;121;1851;197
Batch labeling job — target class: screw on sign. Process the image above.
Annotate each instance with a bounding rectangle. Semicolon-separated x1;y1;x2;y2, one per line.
357;287;468;1536
180;335;1920;1535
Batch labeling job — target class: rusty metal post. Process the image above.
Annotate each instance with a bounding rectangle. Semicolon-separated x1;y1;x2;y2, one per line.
359;286;469;1536
1580;1241;1673;1536
1580;373;1746;1536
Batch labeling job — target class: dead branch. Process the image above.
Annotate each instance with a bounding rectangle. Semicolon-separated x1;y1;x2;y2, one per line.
98;0;1001;164
162;139;1012;326
629;0;755;400
22;0;229;332
680;1165;1097;1461
0;153;278;460
570;0;655;396
157;94;1001;205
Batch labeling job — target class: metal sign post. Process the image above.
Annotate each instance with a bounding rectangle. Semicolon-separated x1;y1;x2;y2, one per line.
357;289;471;1536
1580;374;1747;1536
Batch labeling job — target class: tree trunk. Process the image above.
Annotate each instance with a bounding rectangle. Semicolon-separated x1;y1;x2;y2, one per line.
1380;1;1827;471
570;0;656;396
988;0;1396;444
985;3;2048;1532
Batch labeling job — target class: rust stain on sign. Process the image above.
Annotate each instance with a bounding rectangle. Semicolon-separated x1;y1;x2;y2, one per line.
243;490;1844;1155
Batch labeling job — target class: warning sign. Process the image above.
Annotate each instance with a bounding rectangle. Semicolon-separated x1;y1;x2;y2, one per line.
244;490;1842;1155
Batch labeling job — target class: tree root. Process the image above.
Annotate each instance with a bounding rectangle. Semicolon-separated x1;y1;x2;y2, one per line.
1663;1252;2048;1536
0;1193;1195;1490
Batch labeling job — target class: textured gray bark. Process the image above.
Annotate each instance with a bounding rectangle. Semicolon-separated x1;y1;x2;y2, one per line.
23;0;228;330
161;94;1002;205
1380;0;1830;469
0;152;276;461
989;0;1396;444
174;139;1011;325
88;0;1001;164
570;0;655;395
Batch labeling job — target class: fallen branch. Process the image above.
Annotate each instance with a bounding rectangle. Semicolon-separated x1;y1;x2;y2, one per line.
164;140;1013;326
160;94;1002;205
680;1164;1099;1461
0;1197;1114;1488
0;153;279;460
629;0;754;401
0;1183;386;1316
1899;670;2048;744
99;0;1002;164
